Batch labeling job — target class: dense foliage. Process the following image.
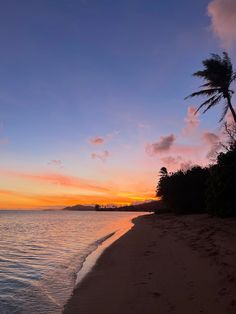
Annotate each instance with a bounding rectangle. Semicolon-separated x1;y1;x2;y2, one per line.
157;167;209;215
157;143;236;217
206;145;236;217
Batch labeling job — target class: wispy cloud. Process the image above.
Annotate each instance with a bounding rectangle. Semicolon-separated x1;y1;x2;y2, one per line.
202;132;219;145
48;160;63;168
160;156;195;172
91;150;110;162
0;170;109;192
161;156;182;169
202;131;221;159
146;134;175;155
182;106;199;136
89;131;119;146
208;0;236;47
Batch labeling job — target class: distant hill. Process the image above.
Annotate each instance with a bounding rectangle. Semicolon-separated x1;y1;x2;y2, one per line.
63;200;161;212
63;204;95;211
97;200;160;212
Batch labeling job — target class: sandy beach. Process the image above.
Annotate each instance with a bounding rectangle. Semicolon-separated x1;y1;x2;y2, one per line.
64;213;236;314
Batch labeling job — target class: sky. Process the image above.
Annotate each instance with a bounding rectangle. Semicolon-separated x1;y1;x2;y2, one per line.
0;0;236;209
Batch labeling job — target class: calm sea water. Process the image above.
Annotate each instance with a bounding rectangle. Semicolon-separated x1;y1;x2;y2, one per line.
0;210;142;314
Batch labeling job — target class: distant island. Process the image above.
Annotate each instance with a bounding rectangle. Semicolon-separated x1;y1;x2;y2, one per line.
63;200;161;212
63;204;96;211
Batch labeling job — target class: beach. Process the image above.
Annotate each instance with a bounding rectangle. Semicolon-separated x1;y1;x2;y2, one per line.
64;213;236;314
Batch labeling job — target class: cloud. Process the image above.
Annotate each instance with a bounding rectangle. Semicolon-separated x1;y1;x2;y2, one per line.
208;0;236;47
106;130;120;140
202;132;219;144
161;156;182;170
182;106;199;135
202;131;221;159
160;156;195;172
89;131;119;146
89;136;105;145
179;161;194;171
91;150;110;162
48;160;63;168
0;169;109;192
146;134;175;155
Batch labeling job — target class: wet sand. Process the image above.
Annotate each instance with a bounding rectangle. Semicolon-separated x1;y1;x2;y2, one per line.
64;213;236;314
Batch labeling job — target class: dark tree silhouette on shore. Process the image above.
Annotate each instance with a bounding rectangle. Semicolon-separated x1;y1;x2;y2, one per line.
186;52;236;123
206;144;236;217
159;167;168;177
157;166;209;215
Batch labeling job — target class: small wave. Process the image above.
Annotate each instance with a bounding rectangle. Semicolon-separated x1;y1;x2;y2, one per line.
93;231;116;247
74;231;116;286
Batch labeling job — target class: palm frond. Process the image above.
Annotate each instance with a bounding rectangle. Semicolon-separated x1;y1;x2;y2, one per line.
195;95;221;113
185;88;219;99
202;95;222;114
186;52;235;123
231;72;236;83
200;82;214;88
193;70;207;78
219;104;229;122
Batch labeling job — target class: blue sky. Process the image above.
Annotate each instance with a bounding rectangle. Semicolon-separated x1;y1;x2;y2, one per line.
0;0;236;208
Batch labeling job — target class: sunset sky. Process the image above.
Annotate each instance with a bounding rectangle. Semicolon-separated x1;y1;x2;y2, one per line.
0;0;236;209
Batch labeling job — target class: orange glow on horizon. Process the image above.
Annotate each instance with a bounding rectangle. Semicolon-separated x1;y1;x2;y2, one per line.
0;188;157;210
0;168;157;209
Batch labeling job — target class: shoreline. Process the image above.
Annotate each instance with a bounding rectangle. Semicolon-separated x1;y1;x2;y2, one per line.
74;212;147;287
64;213;236;314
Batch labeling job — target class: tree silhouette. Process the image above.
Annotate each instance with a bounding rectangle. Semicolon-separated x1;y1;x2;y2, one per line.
159;167;168;177
157;166;209;214
186;52;236;123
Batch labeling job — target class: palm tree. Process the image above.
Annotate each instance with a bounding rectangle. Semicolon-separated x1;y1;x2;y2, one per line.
159;167;168;177
185;52;236;123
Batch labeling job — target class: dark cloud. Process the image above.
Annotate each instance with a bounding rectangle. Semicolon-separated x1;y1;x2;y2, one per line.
146;134;175;155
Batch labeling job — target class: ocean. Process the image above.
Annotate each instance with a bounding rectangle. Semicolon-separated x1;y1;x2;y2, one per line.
0;210;142;314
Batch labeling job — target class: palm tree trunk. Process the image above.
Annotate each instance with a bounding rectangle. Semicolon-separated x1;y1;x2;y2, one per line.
226;94;236;124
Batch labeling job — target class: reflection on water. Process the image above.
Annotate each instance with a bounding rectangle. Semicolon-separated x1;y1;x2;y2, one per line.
0;210;141;314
